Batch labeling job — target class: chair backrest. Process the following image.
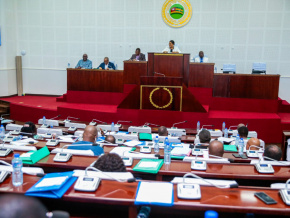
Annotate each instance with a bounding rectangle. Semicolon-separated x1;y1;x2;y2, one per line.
252;62;266;74
223;64;236;74
111;61;117;70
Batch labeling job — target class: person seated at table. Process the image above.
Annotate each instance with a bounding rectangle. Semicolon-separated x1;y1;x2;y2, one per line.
195;129;211;149
158;126;168;136
68;125;104;156
129;48;146;61
237;123;245;130
238;126;248;140
162;40;181;54
193;51;208;63
264;145;282;161
20;121;36;135
246;137;261;150
97;57;116;70
93;153;126;172
0;194;48;218
75;53;92;69
105;135;116;144
209;140;224;157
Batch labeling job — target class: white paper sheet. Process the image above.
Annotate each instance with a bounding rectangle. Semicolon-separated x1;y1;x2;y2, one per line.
35;176;68;188
138;161;159;168
110;147;132;157
124;140;142;147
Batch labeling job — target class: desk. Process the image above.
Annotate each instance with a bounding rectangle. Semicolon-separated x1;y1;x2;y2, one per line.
0;175;289;217
188;63;214;88
123;61;148;85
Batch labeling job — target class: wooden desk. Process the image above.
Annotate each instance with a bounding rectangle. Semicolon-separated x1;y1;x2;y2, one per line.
189;63;214;88
0;175;289;217
67;68;124;92
213;74;280;99
123;61;148;85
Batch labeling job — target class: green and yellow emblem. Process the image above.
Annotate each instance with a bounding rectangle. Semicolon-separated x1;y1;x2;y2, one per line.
162;0;192;28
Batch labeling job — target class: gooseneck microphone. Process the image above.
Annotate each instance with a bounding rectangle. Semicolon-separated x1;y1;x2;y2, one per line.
201;125;214;129
117;120;132;124
154;72;165;77
49;115;61;120
172;120;187;127
0;114;10;120
64;116;80;122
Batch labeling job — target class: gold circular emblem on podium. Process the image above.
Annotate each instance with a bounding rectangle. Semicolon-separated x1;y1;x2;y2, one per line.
149;87;173;109
162;0;192;28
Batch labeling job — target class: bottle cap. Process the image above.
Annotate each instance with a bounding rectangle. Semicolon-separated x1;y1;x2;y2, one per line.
14;153;20;158
205;210;218;218
1;125;3;127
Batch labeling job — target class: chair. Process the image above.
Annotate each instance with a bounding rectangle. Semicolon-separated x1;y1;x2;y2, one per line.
222;64;236;74
252;62;266;74
111;61;118;70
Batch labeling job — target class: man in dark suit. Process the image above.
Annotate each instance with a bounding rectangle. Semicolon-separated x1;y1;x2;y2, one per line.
97;57;116;70
129;48;146;61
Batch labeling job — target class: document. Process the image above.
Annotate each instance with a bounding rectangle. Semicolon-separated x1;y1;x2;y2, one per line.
110;147;132;157
135;181;173;206
124;140;142;147
138;161;159;168
36;176;68;188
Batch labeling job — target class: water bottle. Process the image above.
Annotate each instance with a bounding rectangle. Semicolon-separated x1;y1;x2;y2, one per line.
222;122;225;133
68;63;70;68
214;66;217;74
43;116;46;125
154;135;159;153
12;135;23;141
137;206;151;218
12;153;23;187
235;134;240;148
0;125;5;140
197;121;200;132
205;210;218;218
238;138;244;156
224;128;228;138
164;137;171;165
111;122;114;132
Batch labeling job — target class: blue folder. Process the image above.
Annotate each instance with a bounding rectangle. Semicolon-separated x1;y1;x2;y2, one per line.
25;171;77;199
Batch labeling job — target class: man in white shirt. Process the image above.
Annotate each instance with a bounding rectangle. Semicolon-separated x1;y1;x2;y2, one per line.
194;51;209;63
162;40;181;53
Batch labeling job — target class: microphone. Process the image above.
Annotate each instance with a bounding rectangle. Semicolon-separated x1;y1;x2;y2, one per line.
48;115;61;120
91;119;107;125
146;123;160;127
182;173;238;188
117;120;132;124
229;126;238;130
263;156;289;165
172;120;187;128
154;72;165;77
64;116;80;123
85;166;136;183
201;125;214;129
246;123;248;127
0;114;10;120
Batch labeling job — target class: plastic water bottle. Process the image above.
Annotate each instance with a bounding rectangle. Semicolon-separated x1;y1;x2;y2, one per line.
197;121;200;132
164;137;171;165
68;63;70;68
0;125;5;140
235;134;240;148
111;122;114;132
12;153;23;187
12;135;23;141
214;66;217;73
239;138;244;156
222;122;225;132
43;116;46;125
137;206;151;218
154;135;159;153
205;210;218;218
224;128;228;138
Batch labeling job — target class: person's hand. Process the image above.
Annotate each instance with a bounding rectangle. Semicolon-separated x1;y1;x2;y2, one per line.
172;51;179;54
100;128;105;136
77;67;81;69
163;51;168;53
133;59;136;61
99;67;102;70
106;68;110;70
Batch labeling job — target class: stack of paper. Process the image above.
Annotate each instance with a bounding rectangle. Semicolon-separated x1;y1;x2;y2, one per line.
133;159;163;174
171;147;191;156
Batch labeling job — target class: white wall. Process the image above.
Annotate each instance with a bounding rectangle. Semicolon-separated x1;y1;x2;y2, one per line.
0;0;290;101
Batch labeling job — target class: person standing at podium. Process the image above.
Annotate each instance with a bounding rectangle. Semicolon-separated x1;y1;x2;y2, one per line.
129;48;146;61
97;57;116;70
162;40;181;53
194;51;209;63
75;53;92;69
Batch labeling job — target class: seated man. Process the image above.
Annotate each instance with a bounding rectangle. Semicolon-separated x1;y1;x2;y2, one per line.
105;135;116;144
209;140;224;157
68;125;104;156
93;153;126;172
264;145;282;161
158;126;168;136
20;121;36;135
238;126;248;140
237;123;245;130
162;40;181;53
195;129;211;149
97;57;116;70
130;48;146;61
194;51;208;63
246;137;261;150
75;53;92;69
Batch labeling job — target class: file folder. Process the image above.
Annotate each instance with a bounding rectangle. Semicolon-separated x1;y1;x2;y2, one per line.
20;146;50;164
139;133;152;141
25;171;77;199
223;144;238;152
133;159;163;174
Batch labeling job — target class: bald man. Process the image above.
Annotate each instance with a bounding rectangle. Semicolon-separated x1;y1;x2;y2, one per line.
246;138;261;150
209;140;224;157
105;135;116;144
75;53;92;69
158;126;168;136
237;123;245;130
264;145;282;161
68;125;104;156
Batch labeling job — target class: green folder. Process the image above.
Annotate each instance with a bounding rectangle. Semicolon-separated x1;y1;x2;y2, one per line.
171;155;185;160
20;146;50;165
133;159;164;174
139;133;152;141
224;144;238;152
